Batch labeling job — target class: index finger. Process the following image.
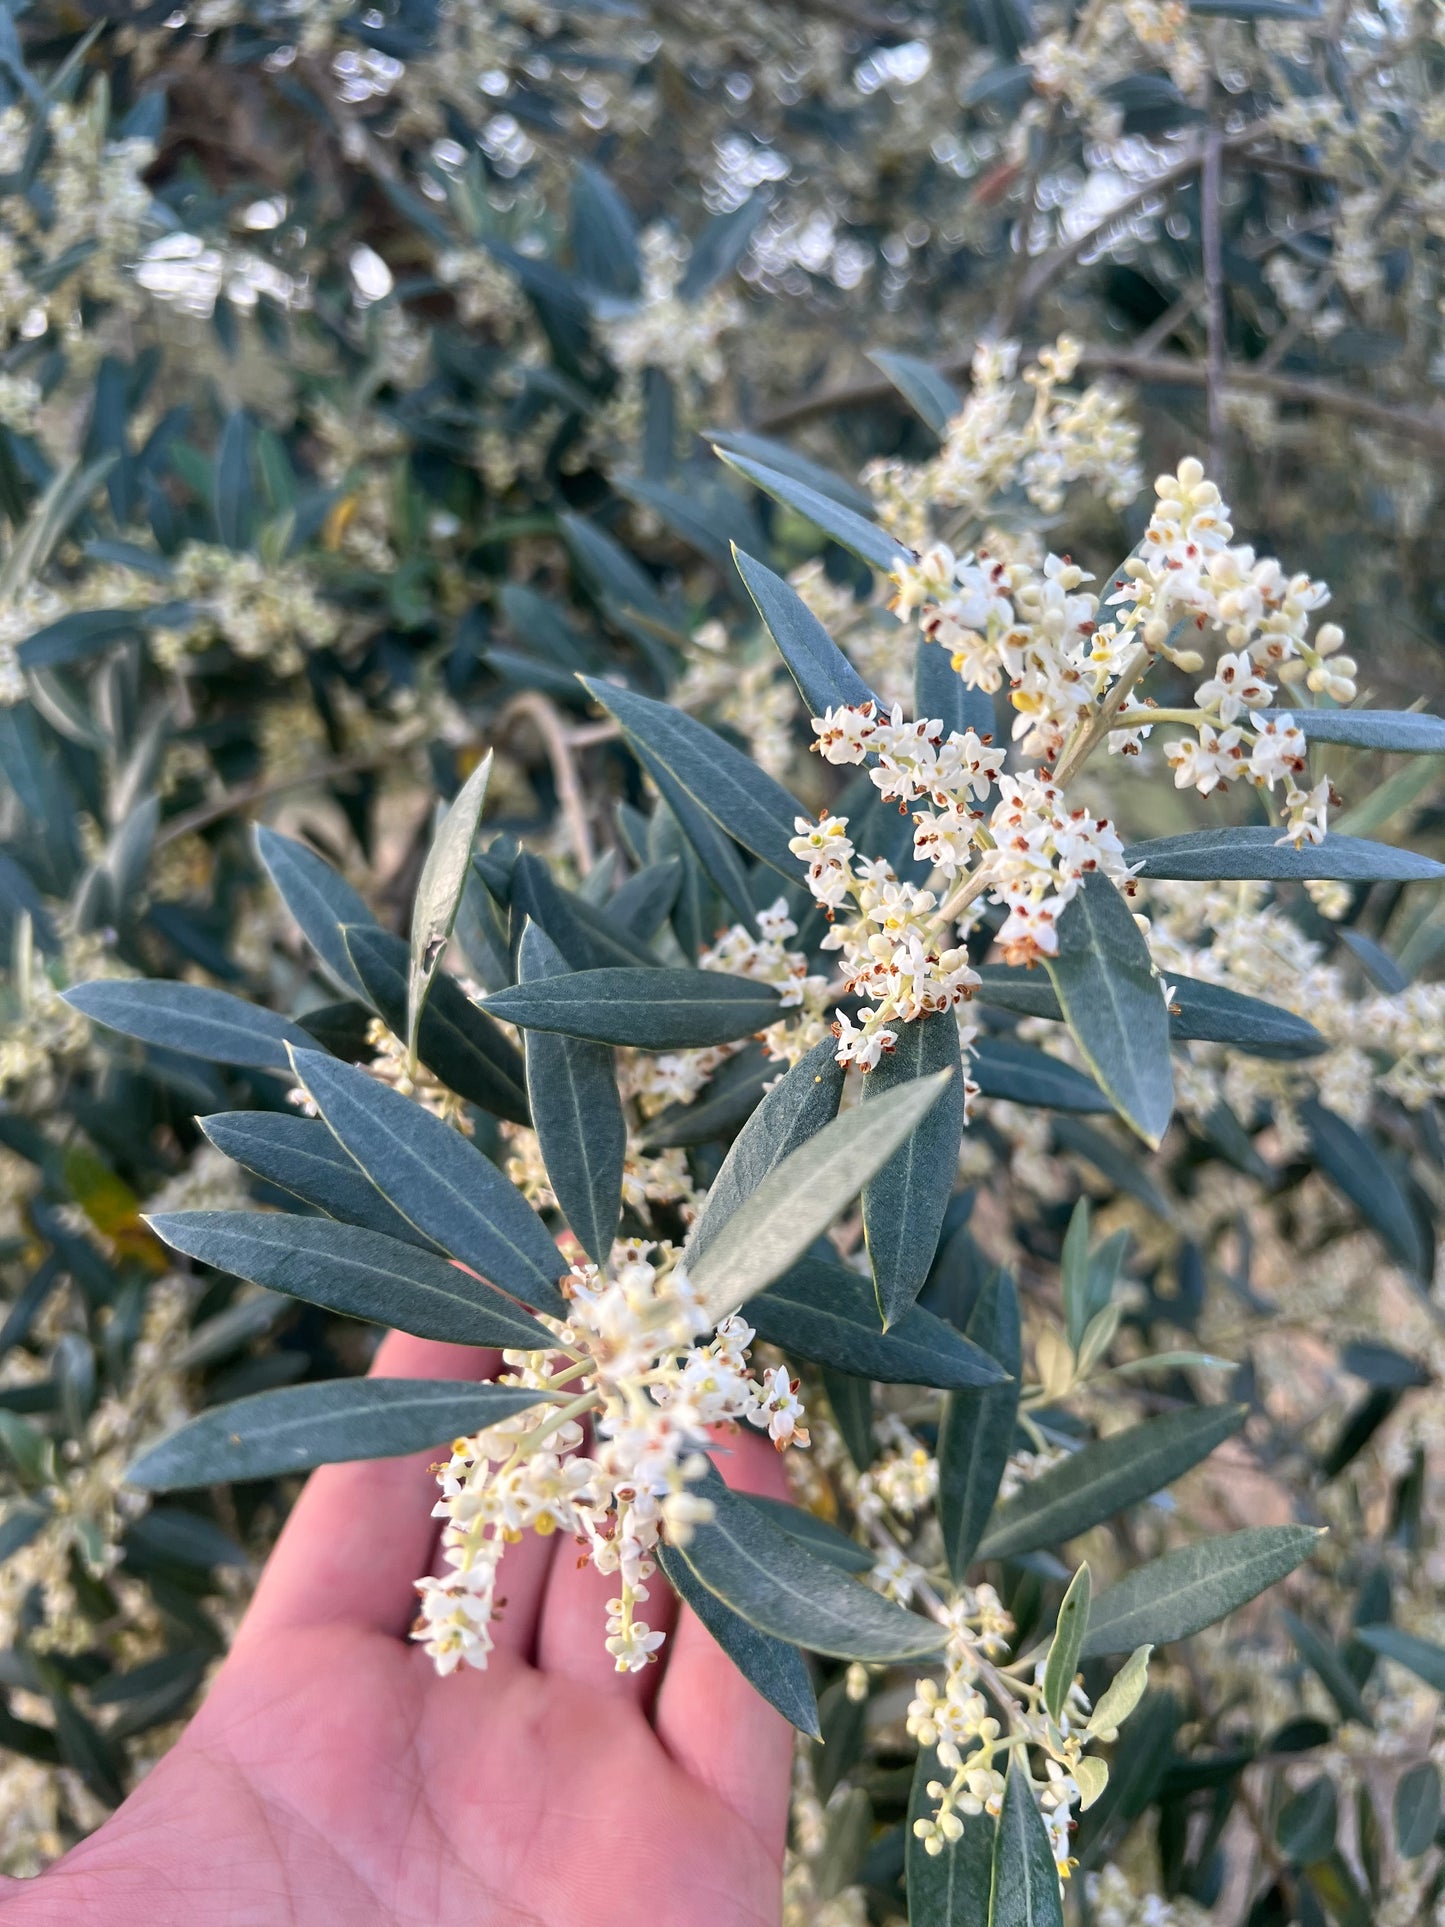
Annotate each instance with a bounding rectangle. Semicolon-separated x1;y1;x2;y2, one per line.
234;1332;498;1648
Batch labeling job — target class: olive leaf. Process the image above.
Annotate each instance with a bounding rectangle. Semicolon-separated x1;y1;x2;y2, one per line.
408;751;493;1059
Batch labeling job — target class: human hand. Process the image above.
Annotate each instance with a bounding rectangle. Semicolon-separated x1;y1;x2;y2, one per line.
1;1332;793;1927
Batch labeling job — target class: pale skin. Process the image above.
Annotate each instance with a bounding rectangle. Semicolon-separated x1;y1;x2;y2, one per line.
0;1331;795;1927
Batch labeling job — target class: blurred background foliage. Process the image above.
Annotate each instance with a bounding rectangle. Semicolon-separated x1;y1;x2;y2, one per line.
0;0;1442;1919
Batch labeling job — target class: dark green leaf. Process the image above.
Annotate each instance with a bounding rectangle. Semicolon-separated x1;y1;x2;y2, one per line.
1302;1101;1428;1278
63;979;316;1070
679;1471;942;1660
1124;828;1444;883
708;432;874;515
688;1036;845;1265
124;1507;248;1570
862;1011;965;1326
1061;1200;1093;1353
657;1541;820;1736
289;1048;566;1315
1281;1611;1373;1728
481;966;781;1050
749;1254;1006;1389
1079;1526;1323;1655
978;1406;1247;1562
571;162;641;297
733;547;877;716
679;193;766;300
199;1111;431;1248
1046;874;1173;1147
690;1069;957;1321
714;450;910;574
1256;709;1445;753
146;1211;551;1350
1394;1763;1440;1857
409;752;493;1057
916;632;994;744
908;1744;995;1921
740;1496;873;1573
17;607;142;670
343;924;529;1125
517;922;624;1264
939;1269;1022;1581
128;1379;546;1489
608;858;681;940
976;967;1325;1060
510;852;659;971
582;678;805;881
255;826;377;1000
867;350;962;436
636;1043;772;1149
1354;1625;1445;1692
989;1755;1064;1927
971;1038;1110;1113
214;409;252;550
1277;1778;1337;1866
823;1366;875;1472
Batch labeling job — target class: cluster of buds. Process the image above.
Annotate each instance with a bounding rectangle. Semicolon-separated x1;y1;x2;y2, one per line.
885;458;1350;849
788;697;1135;1065
909;1587;1152;1885
411;1240;808;1677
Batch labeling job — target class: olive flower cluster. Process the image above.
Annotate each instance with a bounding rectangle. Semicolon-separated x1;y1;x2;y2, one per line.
412;1240;808;1677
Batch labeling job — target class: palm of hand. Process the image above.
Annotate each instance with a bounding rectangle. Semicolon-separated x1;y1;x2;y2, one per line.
7;1337;791;1927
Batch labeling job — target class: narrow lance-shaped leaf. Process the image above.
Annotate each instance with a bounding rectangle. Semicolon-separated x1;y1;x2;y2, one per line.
1353;1625;1445;1693
748;1255;1007;1390
1302;1100;1429;1279
409;751;493;1060
1125;827;1445;883
862;1010;965;1327
740;1496;874;1573
255;826;377;1001
732;547;877;718
342;923;529;1126
509;854;659;972
1080;1526;1323;1656
970;1038;1110;1114
687;1036;845;1265
288;1047;567;1316
516;922;624;1265
1254;708;1445;754
907;1744;995;1922
199;1111;435;1250
655;1543;820;1738
713;449;911;576
976;964;1327;1060
1045;873;1174;1148
1043;1564;1092;1723
676;1471;943;1661
63;979;317;1071
581;678;806;881
689;1068;957;1323
1394;1764;1441;1858
147;1211;552;1351
916;626;994;742
938;1269;1024;1583
867;349;963;435
988;1755;1065;1927
977;1405;1248;1562
481;966;782;1051
128;1380;548;1490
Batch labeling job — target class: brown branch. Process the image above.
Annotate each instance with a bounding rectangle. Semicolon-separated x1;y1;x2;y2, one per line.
153;749;398;847
755;346;1445;454
1201;125;1227;482
497;691;597;874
